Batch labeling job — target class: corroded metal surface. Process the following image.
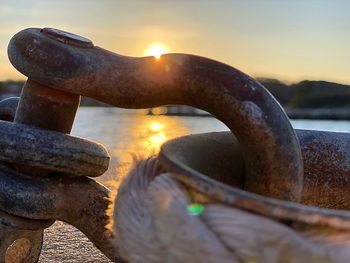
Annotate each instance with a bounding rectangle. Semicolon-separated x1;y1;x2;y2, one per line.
41;27;94;49
297;130;350;210
159;131;350;229
8;27;303;202
0;163;120;262
0;210;53;263
15;79;80;134
0;120;109;177
0;97;19;122
13;79;80;177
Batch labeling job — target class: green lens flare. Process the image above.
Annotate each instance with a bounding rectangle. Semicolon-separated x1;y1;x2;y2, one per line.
187;203;205;216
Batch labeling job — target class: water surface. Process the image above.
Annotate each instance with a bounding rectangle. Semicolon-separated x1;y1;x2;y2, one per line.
72;107;350;188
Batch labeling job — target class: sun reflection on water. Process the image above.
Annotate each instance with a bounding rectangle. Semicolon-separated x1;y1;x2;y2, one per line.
104;114;189;189
147;132;167;149
149;122;164;132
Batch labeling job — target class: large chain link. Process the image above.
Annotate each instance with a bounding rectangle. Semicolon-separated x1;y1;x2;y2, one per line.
0;27;349;262
0;96;120;262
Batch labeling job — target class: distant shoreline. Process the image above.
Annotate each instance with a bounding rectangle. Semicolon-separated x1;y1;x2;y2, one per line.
1;79;350;120
286;108;350;120
148;107;350;120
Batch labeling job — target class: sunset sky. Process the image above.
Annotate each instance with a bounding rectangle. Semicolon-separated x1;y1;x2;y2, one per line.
0;0;349;84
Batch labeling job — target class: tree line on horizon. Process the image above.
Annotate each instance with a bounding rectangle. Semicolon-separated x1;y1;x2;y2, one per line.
1;79;350;109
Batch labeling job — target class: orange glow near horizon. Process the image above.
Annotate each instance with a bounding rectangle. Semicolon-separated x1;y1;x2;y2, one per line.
1;2;350;84
144;43;169;59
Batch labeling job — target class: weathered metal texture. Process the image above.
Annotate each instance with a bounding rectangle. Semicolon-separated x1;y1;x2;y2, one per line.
159;131;350;229
0;120;109;177
4;27;349;261
0;97;19;122
297;130;350;209
0;210;53;263
0;97;47;262
41;28;94;48
13;79;81;177
1;227;43;263
7;27;303;202
0;163;120;262
4;28;117;261
15;79;80;134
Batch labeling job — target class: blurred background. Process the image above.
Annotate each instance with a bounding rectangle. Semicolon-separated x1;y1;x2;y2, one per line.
1;1;350;262
1;0;350;117
1;0;350;83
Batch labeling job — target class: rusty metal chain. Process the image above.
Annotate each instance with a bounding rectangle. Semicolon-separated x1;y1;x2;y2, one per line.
0;41;120;261
8;27;303;202
0;98;46;263
0;27;349;262
0;120;109;177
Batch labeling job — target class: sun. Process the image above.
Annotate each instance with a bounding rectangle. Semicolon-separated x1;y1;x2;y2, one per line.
143;43;169;59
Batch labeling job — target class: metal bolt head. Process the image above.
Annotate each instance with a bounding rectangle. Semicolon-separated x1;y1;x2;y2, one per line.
41;27;93;48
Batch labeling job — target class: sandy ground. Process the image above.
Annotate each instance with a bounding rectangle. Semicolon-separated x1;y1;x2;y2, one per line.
39;221;112;262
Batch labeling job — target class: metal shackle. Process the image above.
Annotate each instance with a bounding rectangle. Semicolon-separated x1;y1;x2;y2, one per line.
8;27;303;202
